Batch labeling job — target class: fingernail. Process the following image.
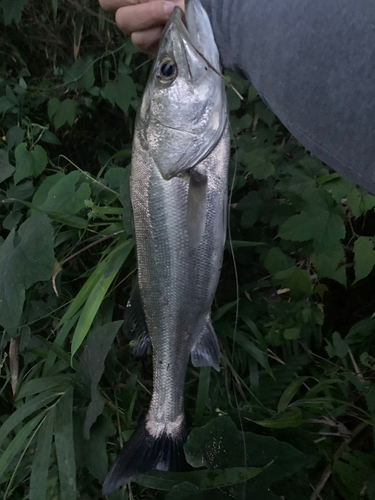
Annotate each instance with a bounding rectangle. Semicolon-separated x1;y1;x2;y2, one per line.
163;2;175;14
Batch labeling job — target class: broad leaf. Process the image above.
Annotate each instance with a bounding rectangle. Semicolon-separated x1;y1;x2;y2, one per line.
311;244;346;286
78;321;123;439
14;143;48;184
48;98;76;129
0;150;15;182
1;0;28;25
353;237;375;283
0;213;55;332
101;75;137;114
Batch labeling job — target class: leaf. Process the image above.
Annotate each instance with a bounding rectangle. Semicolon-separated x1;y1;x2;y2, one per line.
48;98;76;129
0;150;15;182
255;101;275;128
77;321;123;439
0;390;58;451
347;188;375;217
63;56;95;90
277;377;310;412
325;331;349;359
32;173;64;206
0;213;55;332
274;267;313;298
353;237;375;283
166;483;204;500
43;315;78;375
311;244;346;286
6;125;25;149
39;171;91;214
16;375;72;400
243;149;275;180
184;417;307;497
14;143;48;184
70;238;133;357
252;408;303;429
29;408;55;500
0;95;14;112
137;466;264;491
279;205;345;253
1;0;28;25
264;247;294;277
226;329;273;378
0;411;46;480
101;75;137;114
235;191;261;228
54;387;76;500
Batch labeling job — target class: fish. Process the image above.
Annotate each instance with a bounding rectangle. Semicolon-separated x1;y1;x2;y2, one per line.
102;0;229;494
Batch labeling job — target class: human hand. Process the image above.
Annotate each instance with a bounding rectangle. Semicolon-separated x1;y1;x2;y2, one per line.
99;0;185;55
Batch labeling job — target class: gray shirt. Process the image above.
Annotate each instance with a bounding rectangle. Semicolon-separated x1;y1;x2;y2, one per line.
202;0;375;193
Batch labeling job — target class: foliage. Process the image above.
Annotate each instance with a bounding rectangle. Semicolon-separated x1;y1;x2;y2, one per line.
0;1;374;500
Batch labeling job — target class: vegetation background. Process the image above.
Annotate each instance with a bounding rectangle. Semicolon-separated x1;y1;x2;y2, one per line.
1;1;375;499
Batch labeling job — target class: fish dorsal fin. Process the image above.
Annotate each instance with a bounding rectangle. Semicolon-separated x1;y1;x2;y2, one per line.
123;283;151;356
186;168;207;248
191;319;220;372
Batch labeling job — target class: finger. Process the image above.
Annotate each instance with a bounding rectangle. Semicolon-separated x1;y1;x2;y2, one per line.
99;0;146;14
131;27;163;54
115;1;175;35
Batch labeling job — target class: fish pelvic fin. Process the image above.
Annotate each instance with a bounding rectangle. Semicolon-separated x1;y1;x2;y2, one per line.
102;416;188;495
191;319;220;371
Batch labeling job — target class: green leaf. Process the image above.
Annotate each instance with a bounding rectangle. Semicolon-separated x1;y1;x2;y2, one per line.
226;329;273;378
70;238;133;357
32;173;64;207
166;483;204;500
16;375;72;400
277;377;310;412
6;125;25;149
14;143;48;184
43;315;78;375
29;408;55;500
264;247;294;277
325;331;349;359
63;56;95;90
311;244;346;286
243;149;275;180
0;213;55;332
137;466;264;491
77;321;123;439
0;411;46;480
0;390;58;451
353;237;375;283
255;101;275;128
1;0;28;25
54;387;76;500
0;95;14;112
274;267;313;298
101;75;137;114
184;417;307;497
0;150;15;182
347;188;375;217
253;408;303;429
48;98;76;129
39;171;91;214
283;327;300;340
279;205;345;253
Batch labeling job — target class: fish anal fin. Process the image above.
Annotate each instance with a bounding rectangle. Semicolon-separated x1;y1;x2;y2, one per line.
186;168;207;248
191;319;220;371
123;283;151;356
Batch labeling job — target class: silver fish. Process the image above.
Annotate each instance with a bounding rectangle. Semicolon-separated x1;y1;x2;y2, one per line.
103;0;229;493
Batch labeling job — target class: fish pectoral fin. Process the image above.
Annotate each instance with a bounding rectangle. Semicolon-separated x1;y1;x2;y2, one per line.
191;319;220;371
186;168;207;248
123;282;151;356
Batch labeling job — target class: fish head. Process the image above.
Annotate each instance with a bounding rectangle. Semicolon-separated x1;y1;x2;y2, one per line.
137;0;227;180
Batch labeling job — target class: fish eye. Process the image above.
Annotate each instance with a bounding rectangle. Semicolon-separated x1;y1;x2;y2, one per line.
158;57;177;83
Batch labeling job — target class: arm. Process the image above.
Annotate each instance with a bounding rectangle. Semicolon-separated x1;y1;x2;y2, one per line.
201;0;375;193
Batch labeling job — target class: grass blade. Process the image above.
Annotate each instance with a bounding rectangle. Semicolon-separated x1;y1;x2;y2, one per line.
0;390;59;450
29;407;55;500
0;411;47;479
43;314;79;375
54;387;76;500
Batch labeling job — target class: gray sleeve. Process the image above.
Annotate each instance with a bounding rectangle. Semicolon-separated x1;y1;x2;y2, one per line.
201;0;375;194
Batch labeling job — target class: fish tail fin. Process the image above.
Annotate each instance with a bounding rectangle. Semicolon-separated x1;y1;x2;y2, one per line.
102;416;187;495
